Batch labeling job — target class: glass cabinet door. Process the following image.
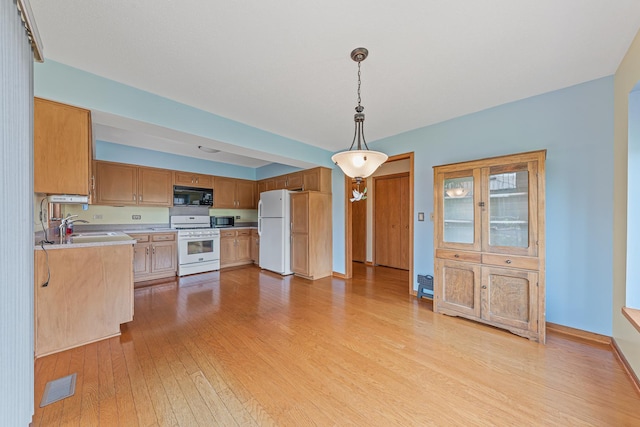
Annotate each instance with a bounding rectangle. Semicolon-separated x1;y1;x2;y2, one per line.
437;169;481;251
443;176;474;244
482;162;538;256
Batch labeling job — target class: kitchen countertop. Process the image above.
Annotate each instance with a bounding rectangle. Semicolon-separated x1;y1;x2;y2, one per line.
34;226;258;250
35;232;136;250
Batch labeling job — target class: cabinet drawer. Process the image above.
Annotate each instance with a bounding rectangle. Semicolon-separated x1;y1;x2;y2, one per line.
482;253;538;270
436;249;481;263
152;233;175;242
220;230;236;238
130;234;150;243
236;229;251;236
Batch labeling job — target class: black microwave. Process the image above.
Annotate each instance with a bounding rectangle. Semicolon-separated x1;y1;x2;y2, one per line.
173;186;213;206
211;216;234;228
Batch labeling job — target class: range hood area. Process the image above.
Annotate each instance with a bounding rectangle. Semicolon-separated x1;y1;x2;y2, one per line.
47;195;89;204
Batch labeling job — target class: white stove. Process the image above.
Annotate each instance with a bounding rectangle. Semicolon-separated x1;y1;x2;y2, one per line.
170;215;220;276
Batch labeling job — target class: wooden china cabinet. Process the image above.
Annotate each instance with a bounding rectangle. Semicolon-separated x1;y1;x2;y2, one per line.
433;150;546;342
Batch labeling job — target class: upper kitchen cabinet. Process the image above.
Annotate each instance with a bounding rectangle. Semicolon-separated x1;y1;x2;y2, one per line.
214;177;256;209
34;98;93;196
256;167;332;197
174;171;213;189
95;161;173;207
302;167;332;192
433;150;546;342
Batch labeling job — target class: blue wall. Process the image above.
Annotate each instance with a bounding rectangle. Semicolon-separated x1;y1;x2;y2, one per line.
352;76;613;335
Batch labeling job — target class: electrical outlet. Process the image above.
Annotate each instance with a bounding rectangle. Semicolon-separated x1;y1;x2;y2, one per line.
430;212;434;221
236;216;241;220
93;214;103;220
132;215;141;220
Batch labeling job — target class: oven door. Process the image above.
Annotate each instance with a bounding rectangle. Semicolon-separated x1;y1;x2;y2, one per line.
178;235;219;265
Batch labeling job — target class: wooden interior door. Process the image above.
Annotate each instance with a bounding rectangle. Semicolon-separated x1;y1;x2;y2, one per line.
351;181;367;263
374;173;410;269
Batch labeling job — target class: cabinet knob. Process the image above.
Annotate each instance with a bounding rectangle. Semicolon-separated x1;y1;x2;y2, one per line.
505;259;512;264
145;247;149;255
454;254;459;258
481;285;487;289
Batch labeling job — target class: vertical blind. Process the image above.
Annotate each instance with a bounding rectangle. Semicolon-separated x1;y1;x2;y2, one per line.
1;0;36;424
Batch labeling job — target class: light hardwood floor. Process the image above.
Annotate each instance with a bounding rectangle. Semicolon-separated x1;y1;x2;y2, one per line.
32;263;640;426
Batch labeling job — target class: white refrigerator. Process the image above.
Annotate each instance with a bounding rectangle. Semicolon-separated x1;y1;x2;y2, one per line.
258;189;293;275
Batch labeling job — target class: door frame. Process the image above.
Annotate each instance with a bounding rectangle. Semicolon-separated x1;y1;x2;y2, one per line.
343;152;415;295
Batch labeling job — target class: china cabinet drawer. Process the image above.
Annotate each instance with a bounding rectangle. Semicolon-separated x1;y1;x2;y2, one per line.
481;254;538;270
436;249;481;263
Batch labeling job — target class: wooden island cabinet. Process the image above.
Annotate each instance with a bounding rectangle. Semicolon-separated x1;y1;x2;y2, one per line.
433;150;546;342
34;243;134;358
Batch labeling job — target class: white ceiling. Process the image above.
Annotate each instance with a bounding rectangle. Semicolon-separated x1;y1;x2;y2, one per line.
30;0;640;168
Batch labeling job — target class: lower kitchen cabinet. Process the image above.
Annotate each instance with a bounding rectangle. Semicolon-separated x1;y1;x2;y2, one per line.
34;243;134;358
220;229;252;268
130;232;177;284
290;191;332;279
250;229;260;264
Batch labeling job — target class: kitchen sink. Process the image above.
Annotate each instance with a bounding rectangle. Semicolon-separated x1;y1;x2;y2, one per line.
70;231;133;243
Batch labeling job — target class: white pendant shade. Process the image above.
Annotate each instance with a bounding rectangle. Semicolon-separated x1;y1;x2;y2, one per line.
331;149;388;179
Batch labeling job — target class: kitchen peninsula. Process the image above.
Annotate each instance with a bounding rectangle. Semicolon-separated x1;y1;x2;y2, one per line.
34;235;135;358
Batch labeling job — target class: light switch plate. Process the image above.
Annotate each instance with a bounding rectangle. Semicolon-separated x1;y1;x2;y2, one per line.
418;212;425;221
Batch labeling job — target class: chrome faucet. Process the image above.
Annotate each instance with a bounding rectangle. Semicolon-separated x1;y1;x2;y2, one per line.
58;214;89;243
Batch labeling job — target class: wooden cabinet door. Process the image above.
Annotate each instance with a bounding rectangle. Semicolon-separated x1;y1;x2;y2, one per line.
138;167;173;206
220;236;236;266
287;172;303;189
174;172;213;188
194;174;213;188
133;242;152;277
291;233;309;275
435;258;482;318
291;192;309;234
257;180;269;197
214;177;237;208
303;169;320;191
274;176;288;190
152;241;177;273
174;171;195;186
95;161;137;205
236;179;256;208
250;231;259;263
481;267;538;334
34;98;92;195
236;235;251;262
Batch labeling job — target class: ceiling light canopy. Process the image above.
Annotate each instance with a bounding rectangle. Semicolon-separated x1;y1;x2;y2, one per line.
331;48;387;182
198;145;220;154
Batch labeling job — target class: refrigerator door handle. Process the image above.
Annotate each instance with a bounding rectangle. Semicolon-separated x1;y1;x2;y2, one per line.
258;218;262;236
257;199;263;218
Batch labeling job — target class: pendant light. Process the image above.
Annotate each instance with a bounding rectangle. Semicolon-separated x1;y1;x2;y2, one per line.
331;48;388;183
